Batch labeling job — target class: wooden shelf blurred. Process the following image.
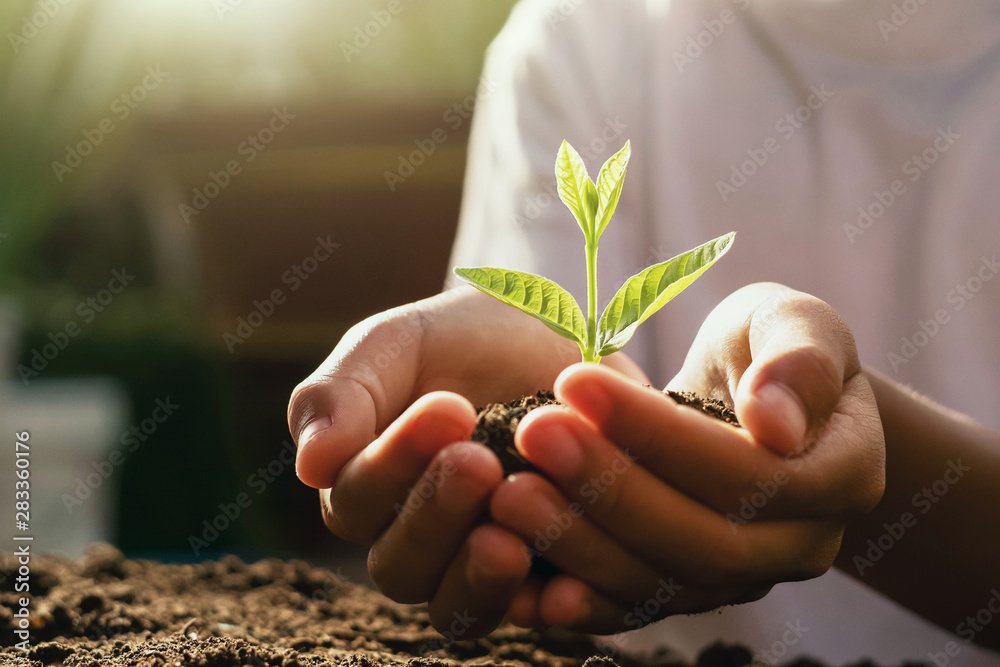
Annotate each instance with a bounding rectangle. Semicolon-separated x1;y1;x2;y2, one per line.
133;104;471;359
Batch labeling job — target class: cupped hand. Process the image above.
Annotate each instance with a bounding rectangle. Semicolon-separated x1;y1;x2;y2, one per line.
490;283;886;633
286;286;646;637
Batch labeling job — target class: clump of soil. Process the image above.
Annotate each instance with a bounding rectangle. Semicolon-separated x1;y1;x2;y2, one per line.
1;544;754;667
662;390;739;427
472;389;739;476
472;390;557;474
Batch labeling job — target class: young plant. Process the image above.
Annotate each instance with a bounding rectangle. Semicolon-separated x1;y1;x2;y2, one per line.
454;140;735;363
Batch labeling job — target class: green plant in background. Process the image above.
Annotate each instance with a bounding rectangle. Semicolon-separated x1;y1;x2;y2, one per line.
455;140;735;363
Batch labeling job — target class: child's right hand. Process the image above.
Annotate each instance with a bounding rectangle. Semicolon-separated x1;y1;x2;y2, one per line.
286;285;647;638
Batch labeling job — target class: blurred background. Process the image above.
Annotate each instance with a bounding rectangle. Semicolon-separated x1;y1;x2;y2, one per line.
0;0;518;572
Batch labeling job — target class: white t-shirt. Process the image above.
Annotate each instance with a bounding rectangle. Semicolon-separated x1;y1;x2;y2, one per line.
449;0;1000;664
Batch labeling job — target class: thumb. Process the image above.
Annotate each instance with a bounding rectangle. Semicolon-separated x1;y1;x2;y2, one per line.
734;290;860;456
288;308;424;488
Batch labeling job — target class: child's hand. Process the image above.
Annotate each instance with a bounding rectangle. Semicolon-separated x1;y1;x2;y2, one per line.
286;286;647;637
490;283;885;632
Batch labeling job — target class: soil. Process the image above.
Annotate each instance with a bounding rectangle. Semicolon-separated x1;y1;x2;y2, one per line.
0;544;767;667
471;389;739;477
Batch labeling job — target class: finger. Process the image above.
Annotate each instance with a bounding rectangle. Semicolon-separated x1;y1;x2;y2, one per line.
535;576;770;634
506;578;546;628
323;392;477;543
537;575;624;631
289;305;426;489
514;400;844;585
735;288;860;454
428;524;531;640
490;472;665;601
673;283;858;455
292;376;377;489
551;364;778;514
367;442;502;603
553;364;877;520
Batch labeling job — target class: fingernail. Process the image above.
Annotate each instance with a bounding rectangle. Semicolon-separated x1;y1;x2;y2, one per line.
556;366;613;423
465;549;496;590
548;580;591;628
298;416;332;448
437;477;484;514
571;595;591;627
756;384;807;447
527;423;582;477
464;533;512;591
436;448;491;514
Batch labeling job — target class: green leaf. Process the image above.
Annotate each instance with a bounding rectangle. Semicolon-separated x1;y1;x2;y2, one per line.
595;140;630;237
454;267;587;348
584;178;599;230
596;232;736;356
555;140;595;237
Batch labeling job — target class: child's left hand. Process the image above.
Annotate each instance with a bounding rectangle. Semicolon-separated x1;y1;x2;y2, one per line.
487;283;886;633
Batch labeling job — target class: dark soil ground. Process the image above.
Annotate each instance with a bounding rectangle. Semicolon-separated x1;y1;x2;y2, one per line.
0;545;926;667
0;544;757;667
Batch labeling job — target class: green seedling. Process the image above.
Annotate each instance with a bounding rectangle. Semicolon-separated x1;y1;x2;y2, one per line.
455;140;735;363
